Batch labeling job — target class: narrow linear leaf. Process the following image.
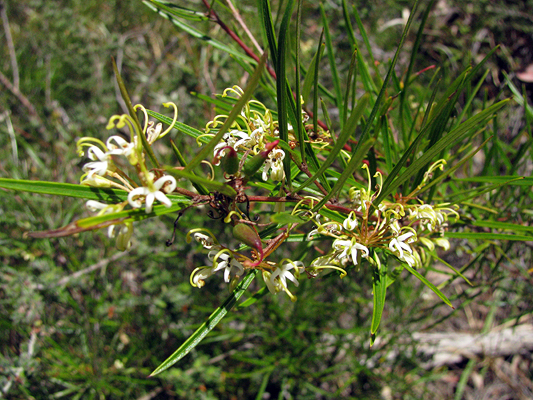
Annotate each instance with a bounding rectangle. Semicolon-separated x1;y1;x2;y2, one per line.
371;264;387;335
373;99;509;208
164;167;237;198
144;0;254;63
445;232;533;241
150;271;257;375
472;220;533;232
296;93;370;193
0;178;130;202
403;263;453;308
184;52;267;173
112;58;160;169
454;175;530;185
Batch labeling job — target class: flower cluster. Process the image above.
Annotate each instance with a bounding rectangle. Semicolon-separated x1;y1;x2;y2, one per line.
77;103;179;250
71;85;458;303
306;162;458;274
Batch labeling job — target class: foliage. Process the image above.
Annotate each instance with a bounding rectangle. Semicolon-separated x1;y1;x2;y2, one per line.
1;0;532;398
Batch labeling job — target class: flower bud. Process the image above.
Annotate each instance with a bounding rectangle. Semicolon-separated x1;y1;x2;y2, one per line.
232;223;263;261
220;147;239;175
242;140;280;179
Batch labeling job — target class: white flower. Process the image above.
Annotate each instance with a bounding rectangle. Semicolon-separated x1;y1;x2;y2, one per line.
409;204;445;231
343;212;358;231
213;130;252;163
192;232;217;249
262;148;285;181
388;231;415;258
106;135;137;164
83;146;110;178
191;267;215;288
146;121;163;144
86;200;109;213
109;222;134;251
127;175;176;214
209;250;244;283
333;237;369;266
270;260;302;291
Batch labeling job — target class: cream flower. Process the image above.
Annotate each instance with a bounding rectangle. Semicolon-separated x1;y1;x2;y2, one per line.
106;135;137;164
83;146;111;178
262;148;285;181
333;237;369;266
270;259;302;291
127;175;176;214
389;231;415;259
209;250;244;283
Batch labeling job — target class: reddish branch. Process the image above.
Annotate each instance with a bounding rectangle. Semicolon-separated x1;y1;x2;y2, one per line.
202;0;277;79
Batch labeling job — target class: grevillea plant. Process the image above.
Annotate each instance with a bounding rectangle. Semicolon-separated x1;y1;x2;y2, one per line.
0;0;519;377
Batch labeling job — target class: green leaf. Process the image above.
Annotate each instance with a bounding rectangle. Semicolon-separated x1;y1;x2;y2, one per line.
445;232;533;241
472;220;533;232
453;175;530;185
164;167;237;198
144;0;254;64
270;212;307;225
0;178;189;204
371;263;387;336
403;264;453;308
150;271;257;376
184;52;267;173
276;0;295;187
373;99;510;208
320;3;343;125
142;0;207;21
296;93;370;194
0;178;129;201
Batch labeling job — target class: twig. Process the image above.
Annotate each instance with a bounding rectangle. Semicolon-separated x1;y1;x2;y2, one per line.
226;0;263;55
0;0;19;90
201;0;277;79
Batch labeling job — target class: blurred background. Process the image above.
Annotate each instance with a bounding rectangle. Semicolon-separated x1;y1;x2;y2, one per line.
1;0;532;398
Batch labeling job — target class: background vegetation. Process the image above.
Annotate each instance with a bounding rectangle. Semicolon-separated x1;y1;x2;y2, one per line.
1;0;532;398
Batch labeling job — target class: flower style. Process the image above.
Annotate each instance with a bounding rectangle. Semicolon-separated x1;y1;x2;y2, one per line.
127;175;176;214
333;237;369;266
